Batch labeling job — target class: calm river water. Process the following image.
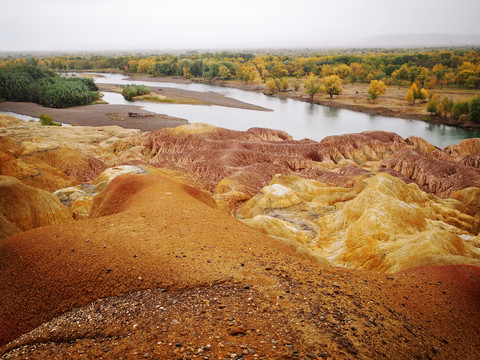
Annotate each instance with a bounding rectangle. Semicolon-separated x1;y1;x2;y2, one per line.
95;73;480;148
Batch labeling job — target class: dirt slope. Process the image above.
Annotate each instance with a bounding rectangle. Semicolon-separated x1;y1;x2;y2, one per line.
1;174;479;359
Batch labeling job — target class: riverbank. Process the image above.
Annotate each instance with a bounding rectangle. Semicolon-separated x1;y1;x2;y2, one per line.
0;102;187;132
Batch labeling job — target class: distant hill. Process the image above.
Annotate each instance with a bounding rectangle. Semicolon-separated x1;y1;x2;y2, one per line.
344;33;480;48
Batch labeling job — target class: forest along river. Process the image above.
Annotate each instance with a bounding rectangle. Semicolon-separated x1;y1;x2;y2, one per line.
96;73;480;148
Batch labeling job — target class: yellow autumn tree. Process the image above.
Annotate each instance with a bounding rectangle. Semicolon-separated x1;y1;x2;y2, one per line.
218;65;231;80
419;88;428;103
406;89;415;103
279;78;289;92
407;83;419;103
304;74;321;99
265;78;278;94
183;67;192;79
334;64;352;81
137;58;156;74
368;80;387;100
321;75;343;99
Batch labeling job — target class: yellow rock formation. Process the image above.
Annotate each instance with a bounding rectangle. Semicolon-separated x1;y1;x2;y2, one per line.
240;173;480;272
0;114;140;191
0;176;73;240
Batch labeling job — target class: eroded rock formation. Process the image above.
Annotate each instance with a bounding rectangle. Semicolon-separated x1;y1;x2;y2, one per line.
1;116;480;358
239;173;480;273
381;147;480;198
0;115;139;191
1;173;479;359
0;176;73;239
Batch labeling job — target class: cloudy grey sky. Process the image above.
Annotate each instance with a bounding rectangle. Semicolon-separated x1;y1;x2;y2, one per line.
1;0;480;51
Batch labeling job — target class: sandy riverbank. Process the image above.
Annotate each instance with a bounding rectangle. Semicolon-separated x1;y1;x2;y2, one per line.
98;83;272;111
0;102;187;132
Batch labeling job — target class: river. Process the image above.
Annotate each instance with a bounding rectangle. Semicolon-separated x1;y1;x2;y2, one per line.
36;73;480;147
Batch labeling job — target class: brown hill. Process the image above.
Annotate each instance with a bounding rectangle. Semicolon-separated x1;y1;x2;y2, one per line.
1;173;479;359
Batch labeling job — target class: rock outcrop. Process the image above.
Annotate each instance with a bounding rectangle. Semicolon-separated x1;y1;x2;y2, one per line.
107;125;480;213
0;115;139;191
381;147;480;198
239;173;480;272
0;176;73;240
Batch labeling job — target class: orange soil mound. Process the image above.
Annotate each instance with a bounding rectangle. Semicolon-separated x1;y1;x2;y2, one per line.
0;174;297;346
1;174;480;359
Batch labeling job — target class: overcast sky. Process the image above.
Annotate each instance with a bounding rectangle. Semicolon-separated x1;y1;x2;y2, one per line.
1;0;480;52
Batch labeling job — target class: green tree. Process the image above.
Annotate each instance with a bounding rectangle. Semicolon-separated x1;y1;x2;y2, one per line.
304;74;321;99
321;75;343;99
469;96;480;122
426;94;440;115
452;100;469;120
438;96;454;118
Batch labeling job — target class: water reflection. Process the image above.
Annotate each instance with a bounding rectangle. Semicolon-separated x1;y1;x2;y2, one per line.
323;106;339;118
306;103;317;116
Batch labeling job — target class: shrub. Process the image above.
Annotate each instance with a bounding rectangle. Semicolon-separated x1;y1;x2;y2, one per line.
0;64;100;108
122;85;151;100
39;113;61;126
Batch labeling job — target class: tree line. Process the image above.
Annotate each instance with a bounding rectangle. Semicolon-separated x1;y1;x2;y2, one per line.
3;48;479;90
0;64;100;108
